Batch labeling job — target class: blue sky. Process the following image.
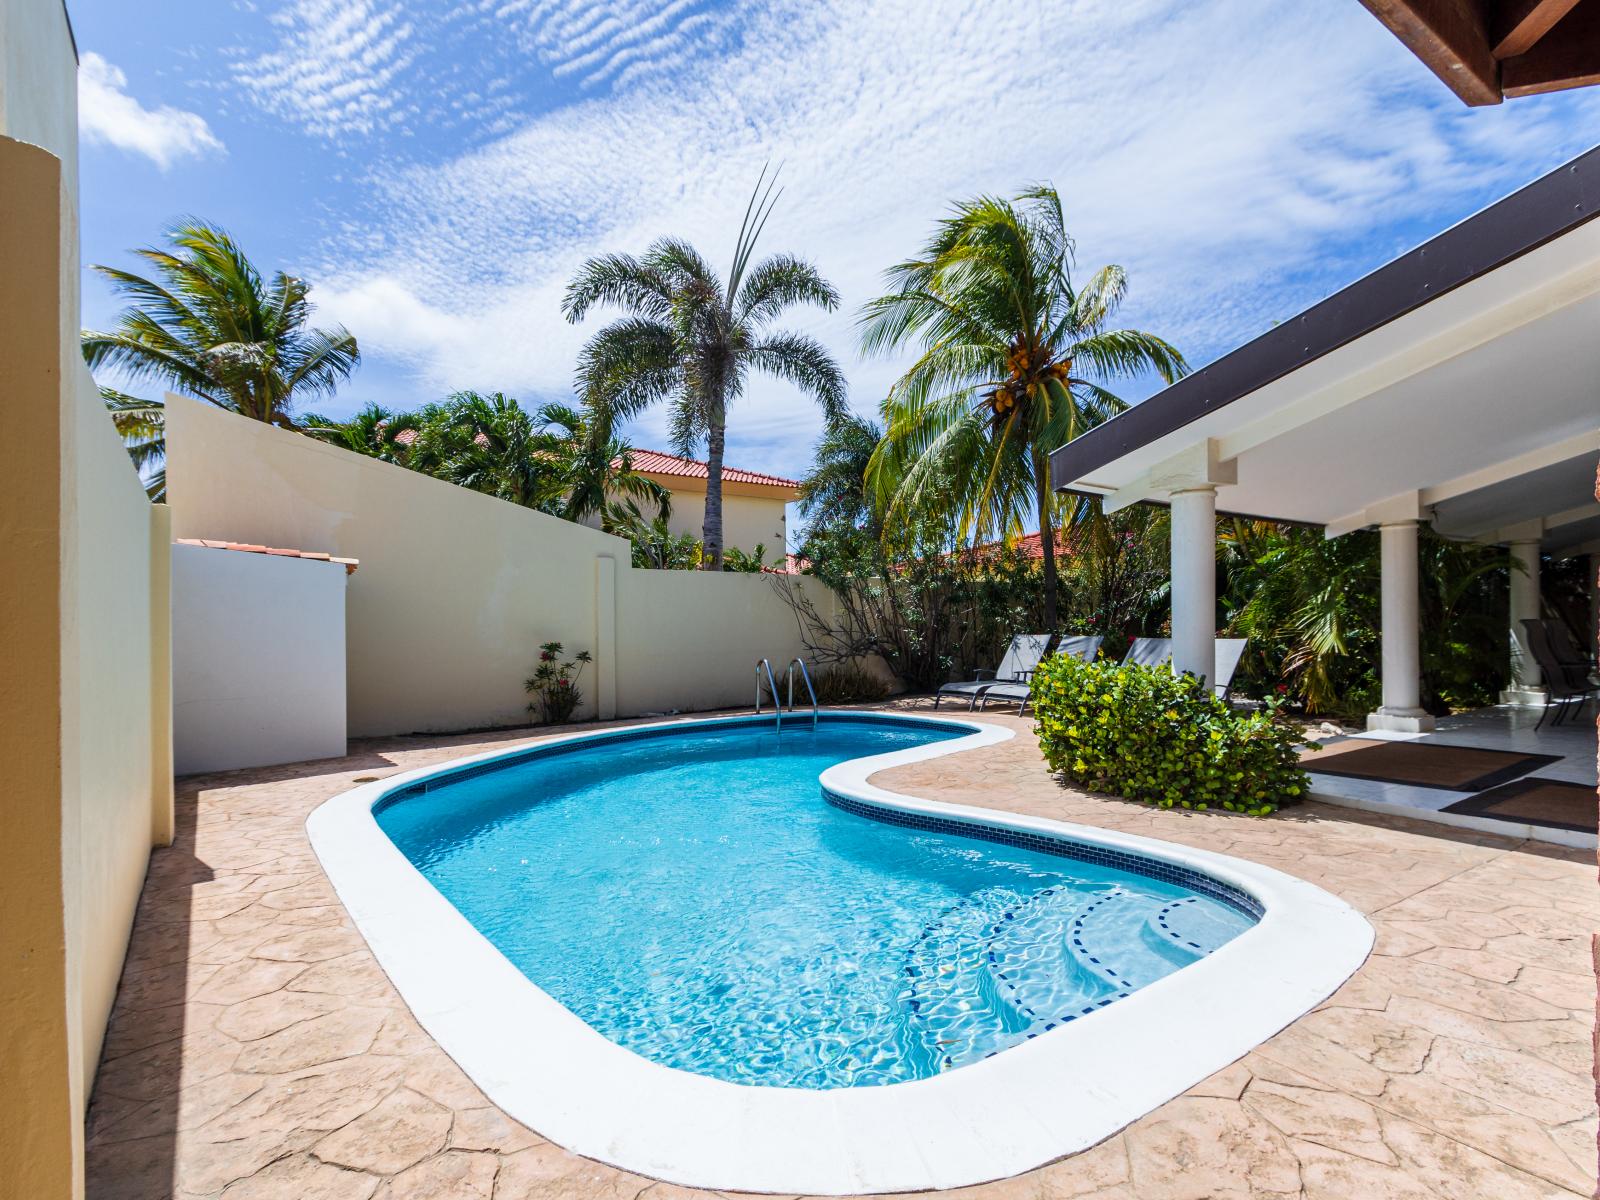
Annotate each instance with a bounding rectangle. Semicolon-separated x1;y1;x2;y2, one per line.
72;0;1600;493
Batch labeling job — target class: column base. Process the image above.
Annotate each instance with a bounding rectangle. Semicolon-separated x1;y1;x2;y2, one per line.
1366;708;1436;734
1498;686;1548;707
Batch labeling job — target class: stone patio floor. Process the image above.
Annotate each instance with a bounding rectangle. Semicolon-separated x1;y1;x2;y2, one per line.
86;705;1599;1200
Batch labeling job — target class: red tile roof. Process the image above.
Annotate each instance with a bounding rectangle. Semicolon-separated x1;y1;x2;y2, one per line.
382;434;795;490
628;449;800;490
176;539;359;574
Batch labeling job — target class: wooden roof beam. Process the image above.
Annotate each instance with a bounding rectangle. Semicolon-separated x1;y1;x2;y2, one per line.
1358;0;1502;105
1503;0;1600;94
1492;0;1583;58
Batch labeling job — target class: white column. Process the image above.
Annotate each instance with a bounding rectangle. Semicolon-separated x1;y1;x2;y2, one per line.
1504;538;1544;699
1367;519;1433;732
1169;486;1216;685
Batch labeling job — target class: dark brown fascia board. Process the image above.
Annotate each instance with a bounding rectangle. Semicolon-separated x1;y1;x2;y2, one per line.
1502;0;1600;95
1050;145;1600;494
1357;0;1502;105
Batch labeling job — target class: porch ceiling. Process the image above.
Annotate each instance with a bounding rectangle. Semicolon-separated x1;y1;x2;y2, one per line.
1054;149;1600;548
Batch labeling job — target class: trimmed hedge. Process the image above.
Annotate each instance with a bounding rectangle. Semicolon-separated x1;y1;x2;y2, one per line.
1031;654;1308;815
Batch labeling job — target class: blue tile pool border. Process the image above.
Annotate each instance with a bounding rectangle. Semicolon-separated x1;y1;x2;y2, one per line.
824;791;1265;922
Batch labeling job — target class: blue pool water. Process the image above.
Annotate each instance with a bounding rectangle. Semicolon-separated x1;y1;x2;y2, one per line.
376;716;1256;1089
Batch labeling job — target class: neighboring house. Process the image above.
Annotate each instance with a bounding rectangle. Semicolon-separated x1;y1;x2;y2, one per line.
628;450;799;564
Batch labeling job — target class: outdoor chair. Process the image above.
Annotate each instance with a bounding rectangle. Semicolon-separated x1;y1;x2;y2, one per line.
1120;636;1248;701
933;633;1052;710
1122;637;1173;668
1543;618;1597;677
1520;619;1598;729
976;635;1105;715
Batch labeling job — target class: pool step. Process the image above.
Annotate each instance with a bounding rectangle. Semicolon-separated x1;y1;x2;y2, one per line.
899;890;1039;1072
899;886;1245;1073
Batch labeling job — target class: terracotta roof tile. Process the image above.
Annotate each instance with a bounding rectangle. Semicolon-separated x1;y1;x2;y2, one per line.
176;539;359;574
629;449;799;490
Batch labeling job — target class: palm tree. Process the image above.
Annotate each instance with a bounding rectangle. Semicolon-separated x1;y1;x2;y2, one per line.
862;185;1186;628
100;390;168;500
302;402;419;463
420;391;567;512
82;219;360;484
562;172;846;569
797;414;884;538
536;402;672;529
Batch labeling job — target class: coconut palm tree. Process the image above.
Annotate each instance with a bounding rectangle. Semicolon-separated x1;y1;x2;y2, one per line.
862;185;1186;628
100;390;168;500
562;172;846;569
82;219;360;484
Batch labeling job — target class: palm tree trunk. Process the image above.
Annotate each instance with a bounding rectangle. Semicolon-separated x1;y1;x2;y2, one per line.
702;420;726;570
1035;451;1059;631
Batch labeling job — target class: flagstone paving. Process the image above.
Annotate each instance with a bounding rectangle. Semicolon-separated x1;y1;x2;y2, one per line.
86;706;1597;1199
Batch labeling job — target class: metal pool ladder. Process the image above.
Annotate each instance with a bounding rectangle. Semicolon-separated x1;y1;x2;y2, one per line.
755;658;782;731
786;657;820;729
754;658;819;730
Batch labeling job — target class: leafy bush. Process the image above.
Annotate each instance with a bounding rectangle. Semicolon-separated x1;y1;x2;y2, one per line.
1031;654;1308;815
525;641;592;724
811;661;892;704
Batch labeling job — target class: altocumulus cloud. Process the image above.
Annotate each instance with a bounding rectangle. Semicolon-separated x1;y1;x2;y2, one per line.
243;0;1600;472
78;53;224;170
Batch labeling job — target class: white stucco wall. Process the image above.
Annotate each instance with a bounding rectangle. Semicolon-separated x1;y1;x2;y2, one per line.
172;544;348;774
164;394;833;736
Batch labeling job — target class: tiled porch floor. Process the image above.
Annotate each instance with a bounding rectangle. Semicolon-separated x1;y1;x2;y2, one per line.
1304;704;1598;848
87;707;1597;1200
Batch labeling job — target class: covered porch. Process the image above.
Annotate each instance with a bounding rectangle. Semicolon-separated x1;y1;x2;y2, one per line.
1052;147;1599;846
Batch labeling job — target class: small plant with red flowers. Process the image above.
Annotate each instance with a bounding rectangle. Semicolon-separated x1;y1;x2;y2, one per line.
525;641;593;725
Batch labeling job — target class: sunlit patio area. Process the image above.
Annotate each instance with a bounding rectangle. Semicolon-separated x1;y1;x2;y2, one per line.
85;707;1594;1200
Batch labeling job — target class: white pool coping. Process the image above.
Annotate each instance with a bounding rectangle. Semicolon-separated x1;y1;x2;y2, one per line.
307;711;1374;1195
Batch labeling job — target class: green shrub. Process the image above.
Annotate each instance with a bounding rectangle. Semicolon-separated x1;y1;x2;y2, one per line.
1031;654;1308;815
811;661;892;704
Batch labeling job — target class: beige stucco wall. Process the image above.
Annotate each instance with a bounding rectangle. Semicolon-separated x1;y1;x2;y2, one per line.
1;6;169;1199
165;394;833;735
649;480;791;563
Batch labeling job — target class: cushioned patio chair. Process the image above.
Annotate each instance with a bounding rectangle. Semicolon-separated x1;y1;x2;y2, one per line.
933;633;1052;710
975;635;1104;715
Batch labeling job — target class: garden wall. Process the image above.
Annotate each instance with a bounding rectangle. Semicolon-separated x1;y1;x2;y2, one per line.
172;544;350;773
165;394;831;736
1;6;174;1197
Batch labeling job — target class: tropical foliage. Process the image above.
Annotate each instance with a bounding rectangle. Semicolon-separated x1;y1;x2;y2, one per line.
83;220;360;495
304;391;670;525
563;171;846;569
1032;655;1307;815
861;185;1185;628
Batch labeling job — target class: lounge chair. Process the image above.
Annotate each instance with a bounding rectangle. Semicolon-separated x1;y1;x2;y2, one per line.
933;633;1052;710
976;635;1104;714
1521;619;1598;729
1123;637;1173;668
1121;636;1248;700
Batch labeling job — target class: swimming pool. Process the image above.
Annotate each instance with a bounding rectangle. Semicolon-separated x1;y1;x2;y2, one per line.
374;716;1256;1089
310;711;1372;1193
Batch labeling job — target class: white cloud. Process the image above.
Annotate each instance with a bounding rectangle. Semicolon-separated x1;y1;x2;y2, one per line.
78;53;224;170
290;0;1600;478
